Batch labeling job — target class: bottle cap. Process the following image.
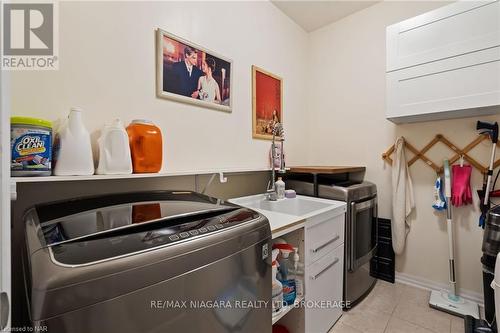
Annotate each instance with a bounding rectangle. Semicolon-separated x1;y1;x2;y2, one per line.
112;118;123;127
132;119;153;125
71;107;83;112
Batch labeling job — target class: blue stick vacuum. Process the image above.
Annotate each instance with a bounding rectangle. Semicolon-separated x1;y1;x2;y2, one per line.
429;160;480;318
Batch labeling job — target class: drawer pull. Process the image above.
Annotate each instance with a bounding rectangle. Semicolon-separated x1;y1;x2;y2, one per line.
311;235;339;253
310;258;339;280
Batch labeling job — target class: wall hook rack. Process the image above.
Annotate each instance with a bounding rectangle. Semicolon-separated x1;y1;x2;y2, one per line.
382;134;500;175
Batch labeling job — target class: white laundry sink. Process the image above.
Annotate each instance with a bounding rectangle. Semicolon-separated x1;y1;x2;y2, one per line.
229;194;340;217
229;193;346;238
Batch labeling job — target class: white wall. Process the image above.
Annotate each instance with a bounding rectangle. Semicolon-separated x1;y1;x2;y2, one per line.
10;1;309;171
307;0;499;295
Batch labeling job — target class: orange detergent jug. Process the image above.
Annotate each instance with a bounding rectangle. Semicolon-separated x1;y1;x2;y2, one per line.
126;120;162;173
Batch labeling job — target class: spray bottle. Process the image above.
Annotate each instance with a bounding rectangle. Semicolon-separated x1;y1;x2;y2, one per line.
271;249;283;313
291;247;304;298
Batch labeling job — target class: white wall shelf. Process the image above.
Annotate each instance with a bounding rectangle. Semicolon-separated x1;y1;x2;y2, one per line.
9;167;283;201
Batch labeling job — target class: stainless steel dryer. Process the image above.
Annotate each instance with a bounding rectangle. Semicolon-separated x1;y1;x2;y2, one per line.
286;177;377;307
23;191;271;333
318;181;377;307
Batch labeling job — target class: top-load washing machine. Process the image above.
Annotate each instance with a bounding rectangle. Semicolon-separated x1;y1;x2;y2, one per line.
23;191;271;333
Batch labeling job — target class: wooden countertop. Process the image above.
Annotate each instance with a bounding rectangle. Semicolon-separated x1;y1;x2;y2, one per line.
288;166;366;174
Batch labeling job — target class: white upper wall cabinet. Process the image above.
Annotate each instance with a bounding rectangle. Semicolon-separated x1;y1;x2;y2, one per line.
386;0;500;123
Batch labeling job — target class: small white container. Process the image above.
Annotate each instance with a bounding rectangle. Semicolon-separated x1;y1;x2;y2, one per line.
275;177;285;200
291;247;305;298
53;107;94;176
96;119;132;175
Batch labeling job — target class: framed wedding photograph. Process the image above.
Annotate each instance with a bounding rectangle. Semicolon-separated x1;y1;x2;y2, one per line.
156;29;233;112
252;65;283;140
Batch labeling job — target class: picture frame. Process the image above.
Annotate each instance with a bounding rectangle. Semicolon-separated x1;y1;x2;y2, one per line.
156;28;233;112
252;65;283;140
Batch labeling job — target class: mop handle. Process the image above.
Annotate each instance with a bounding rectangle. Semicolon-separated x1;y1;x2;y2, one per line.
443;160;457;295
444;160;451;198
446;217;457;296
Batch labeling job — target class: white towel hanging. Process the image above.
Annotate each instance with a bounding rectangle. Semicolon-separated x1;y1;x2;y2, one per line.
391;137;415;255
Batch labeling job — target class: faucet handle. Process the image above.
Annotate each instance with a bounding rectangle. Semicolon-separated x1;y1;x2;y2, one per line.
267;180;277;191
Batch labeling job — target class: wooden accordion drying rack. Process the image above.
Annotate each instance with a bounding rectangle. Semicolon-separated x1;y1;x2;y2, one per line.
382;134;500;175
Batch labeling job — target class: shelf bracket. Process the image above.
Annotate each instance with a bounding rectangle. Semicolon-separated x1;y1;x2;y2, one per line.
201;172;228;195
219;172;227;183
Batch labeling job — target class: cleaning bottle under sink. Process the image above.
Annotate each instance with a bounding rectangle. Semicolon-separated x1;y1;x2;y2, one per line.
278;248;296;306
290;247;304;298
272;249;284;314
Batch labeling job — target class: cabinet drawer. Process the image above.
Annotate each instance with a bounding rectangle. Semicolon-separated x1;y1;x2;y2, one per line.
305;212;344;265
305;245;344;333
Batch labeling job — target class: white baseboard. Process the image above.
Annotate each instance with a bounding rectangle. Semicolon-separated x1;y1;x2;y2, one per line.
395;272;484;306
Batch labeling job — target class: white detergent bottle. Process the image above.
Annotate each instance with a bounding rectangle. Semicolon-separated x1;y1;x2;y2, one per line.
292;247;305;298
53;107;94;176
276;177;285;200
96;119;132;175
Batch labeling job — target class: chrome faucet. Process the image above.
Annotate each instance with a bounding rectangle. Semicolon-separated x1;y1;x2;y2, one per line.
267;122;285;201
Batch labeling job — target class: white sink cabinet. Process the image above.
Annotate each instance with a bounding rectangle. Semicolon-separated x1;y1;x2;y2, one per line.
229;194;346;333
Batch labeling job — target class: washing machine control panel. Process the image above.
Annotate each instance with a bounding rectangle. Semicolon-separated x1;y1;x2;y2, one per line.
49;207;262;265
143;210;258;246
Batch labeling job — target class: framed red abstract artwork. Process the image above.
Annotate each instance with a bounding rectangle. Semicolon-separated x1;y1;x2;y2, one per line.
252;65;283;140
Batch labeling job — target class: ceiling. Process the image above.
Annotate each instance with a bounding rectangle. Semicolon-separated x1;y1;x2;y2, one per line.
271;1;379;32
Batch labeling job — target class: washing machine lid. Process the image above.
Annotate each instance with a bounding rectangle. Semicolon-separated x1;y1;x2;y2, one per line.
31;191;260;265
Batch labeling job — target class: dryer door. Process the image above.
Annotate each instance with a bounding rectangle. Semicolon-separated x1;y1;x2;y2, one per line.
349;196;378;272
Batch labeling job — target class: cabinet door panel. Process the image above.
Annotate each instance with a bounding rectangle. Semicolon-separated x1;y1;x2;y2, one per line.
387;47;500;122
387;1;500;71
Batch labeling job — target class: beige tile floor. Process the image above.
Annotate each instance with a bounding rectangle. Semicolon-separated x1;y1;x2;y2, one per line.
329;281;467;333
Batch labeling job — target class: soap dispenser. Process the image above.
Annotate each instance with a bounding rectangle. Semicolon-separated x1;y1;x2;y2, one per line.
276;177;285;200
